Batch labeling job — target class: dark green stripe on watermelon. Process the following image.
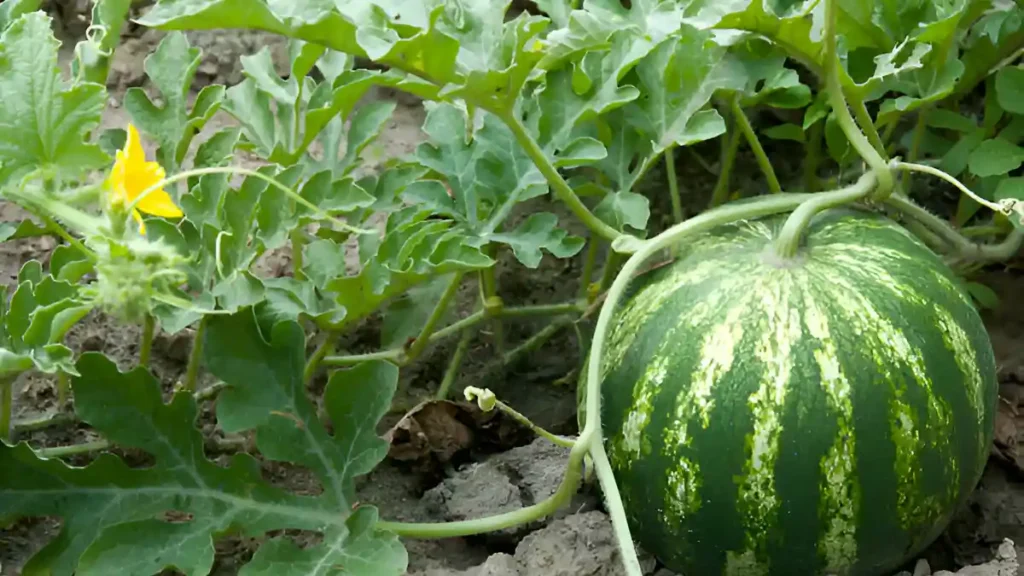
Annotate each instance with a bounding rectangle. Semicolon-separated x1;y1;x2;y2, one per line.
593;209;997;576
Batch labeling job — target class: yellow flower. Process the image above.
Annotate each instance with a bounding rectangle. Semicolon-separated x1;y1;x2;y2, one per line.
107;124;183;234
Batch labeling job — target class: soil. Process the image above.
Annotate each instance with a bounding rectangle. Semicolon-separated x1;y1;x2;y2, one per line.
3;8;1024;576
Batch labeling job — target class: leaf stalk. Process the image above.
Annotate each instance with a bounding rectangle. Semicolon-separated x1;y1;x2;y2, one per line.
139;314;155;367
57;372;70;408
323;301;584;368
578;239;600;301
731;96;781;194
773;171;878;259
304;332;339;384
665;145;684;222
0;377;13;442
710;124;742;207
804;120;824;191
436;329;473;400
823;0;893;200
502;316;574;366
406;273;464;362
183;316;208;392
496;110;624;243
12;412;76;434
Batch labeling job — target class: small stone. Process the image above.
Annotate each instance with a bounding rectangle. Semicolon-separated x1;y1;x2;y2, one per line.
421;463;523;527
474;554;518;576
80;334;104;352
513;511;657;576
492;438;571;504
914;558;932;576
994;539;1016;561
944;539;1019;575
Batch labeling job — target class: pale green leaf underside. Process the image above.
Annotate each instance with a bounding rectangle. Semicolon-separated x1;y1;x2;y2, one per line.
0;12;107;183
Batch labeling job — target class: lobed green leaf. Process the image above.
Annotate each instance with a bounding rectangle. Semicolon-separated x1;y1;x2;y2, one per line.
123;32;224;172
0;12;108;184
0;312;406;575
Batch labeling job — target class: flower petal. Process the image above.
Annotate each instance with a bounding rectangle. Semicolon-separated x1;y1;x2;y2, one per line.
132;208;146;235
136;189;184;218
107;149;129;206
125;124;146;162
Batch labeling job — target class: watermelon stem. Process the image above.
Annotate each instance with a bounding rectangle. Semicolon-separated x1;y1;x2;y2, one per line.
498;108;626;243
803;120;823;191
709;114;742;208
579;239;600;301
731;95;782;195
406;272;465;363
884;193;1024;263
665;145;684;222
892;161;1022;222
823;0;894;201
437;329;473;400
464;386;576;448
772;171;878;259
0;376;12;442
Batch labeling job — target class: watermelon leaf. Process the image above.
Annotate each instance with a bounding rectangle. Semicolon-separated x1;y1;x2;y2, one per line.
626;26;737;152
122;31;224;172
0;219;50;243
0;311;406;575
968;138;1024;177
488;212;586;269
966;281;1001;309
0;12;108;185
995;66;1024;115
151;165;352;333
70;0;132;86
0;261;88;377
0;0;41;30
223;41;385;167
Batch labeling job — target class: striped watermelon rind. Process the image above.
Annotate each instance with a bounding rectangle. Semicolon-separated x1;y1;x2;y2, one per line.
590;208;997;576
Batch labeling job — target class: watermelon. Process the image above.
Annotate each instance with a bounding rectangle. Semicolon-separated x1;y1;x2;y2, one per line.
593;208;998;576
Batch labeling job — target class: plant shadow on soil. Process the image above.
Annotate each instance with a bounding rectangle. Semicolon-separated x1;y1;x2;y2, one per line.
4;10;1024;576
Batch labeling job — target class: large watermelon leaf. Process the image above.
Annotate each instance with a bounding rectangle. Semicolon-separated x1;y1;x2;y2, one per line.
0;311;405;575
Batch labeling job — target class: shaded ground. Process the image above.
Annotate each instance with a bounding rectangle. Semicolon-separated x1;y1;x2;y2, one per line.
3;11;1024;576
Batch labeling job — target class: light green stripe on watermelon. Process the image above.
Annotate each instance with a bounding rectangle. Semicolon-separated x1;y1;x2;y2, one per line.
662;294;750;523
686;293;750;429
934;305;986;460
809;258;956;532
608;269;747;471
735;275;801;564
801;287;859;572
602;258;749;376
613;352;670;465
811;264;954;528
